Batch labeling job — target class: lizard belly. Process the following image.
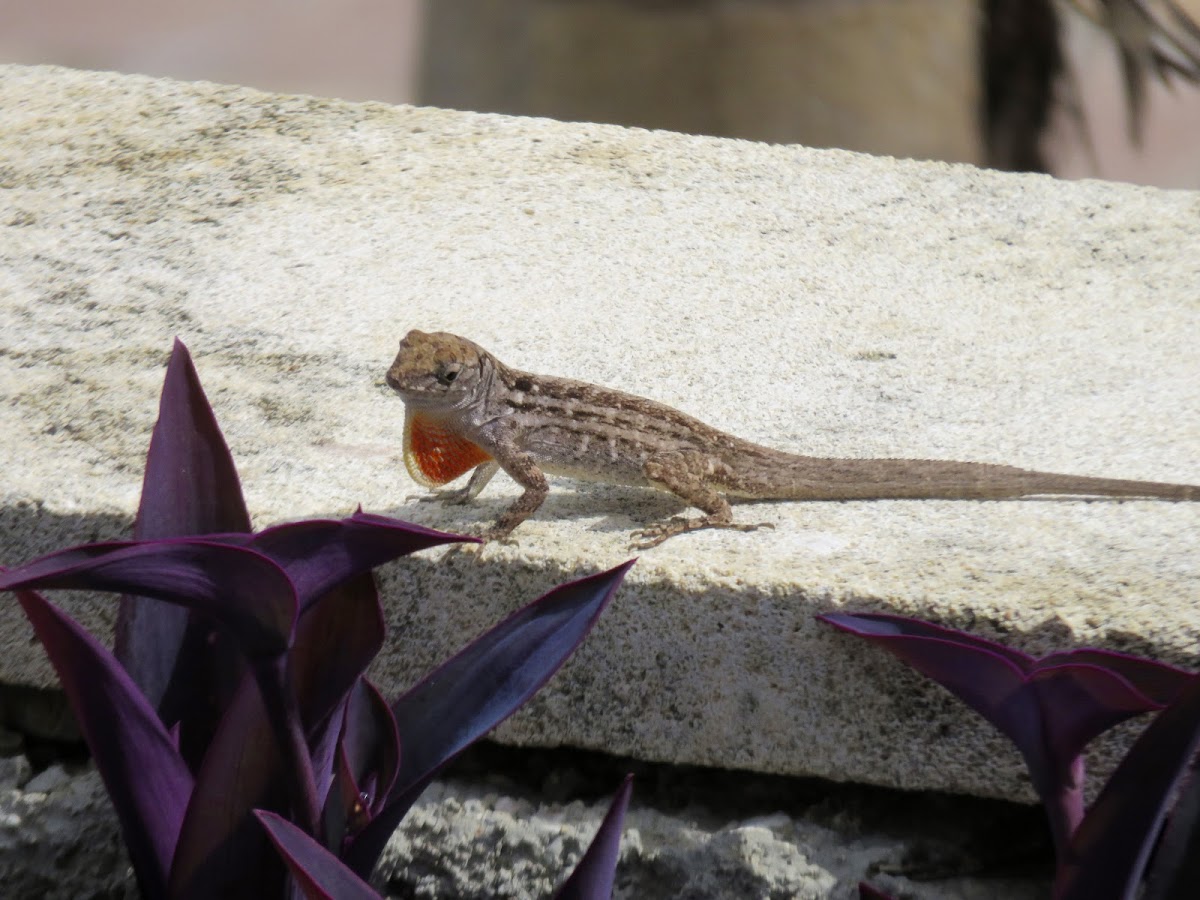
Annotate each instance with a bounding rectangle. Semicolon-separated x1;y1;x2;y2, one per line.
539;457;653;488
522;430;655;488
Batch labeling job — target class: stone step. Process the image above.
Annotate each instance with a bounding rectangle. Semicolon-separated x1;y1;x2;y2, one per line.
0;64;1197;806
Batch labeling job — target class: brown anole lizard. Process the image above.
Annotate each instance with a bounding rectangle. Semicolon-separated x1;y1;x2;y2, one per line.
385;330;1199;549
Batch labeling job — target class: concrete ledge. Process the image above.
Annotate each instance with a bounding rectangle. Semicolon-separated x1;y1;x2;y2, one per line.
1;64;1198;803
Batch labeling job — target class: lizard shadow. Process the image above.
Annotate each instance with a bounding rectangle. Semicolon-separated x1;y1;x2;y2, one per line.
396;482;686;536
539;483;686;533
396;485;1179;539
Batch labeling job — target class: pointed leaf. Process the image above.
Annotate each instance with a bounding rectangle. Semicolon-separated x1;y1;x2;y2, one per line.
256;811;382;900
1038;649;1192;707
295;573;387;834
552;774;633;900
168;673;288;900
820;613;1032;741
390;561;633;798
322;680;400;850
0;540;297;658
249;512;474;611
322;744;362;853
819;613;1036;670
116;338;252;712
340;679;400;819
1027;663;1172;774
292;573;384;734
343;560;634;877
818;612;1177;853
1056;676;1200;899
310;696;349;828
819;614;1176;763
12;585;192;898
168;605;370;898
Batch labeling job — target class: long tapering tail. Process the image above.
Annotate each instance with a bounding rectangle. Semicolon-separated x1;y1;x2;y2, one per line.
765;456;1200;502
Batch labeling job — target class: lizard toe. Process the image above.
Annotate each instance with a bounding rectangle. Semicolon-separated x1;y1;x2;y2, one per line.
731;521;774;533
628;517;690;550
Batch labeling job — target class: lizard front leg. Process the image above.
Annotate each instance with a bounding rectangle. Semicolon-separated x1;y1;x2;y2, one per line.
632;450;773;549
480;439;549;543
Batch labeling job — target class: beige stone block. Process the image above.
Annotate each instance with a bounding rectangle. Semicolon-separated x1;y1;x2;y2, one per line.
1;65;1197;804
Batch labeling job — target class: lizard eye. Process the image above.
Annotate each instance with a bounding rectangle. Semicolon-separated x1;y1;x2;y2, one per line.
436;364;462;386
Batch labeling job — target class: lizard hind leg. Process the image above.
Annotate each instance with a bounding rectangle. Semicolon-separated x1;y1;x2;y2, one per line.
632;450;774;549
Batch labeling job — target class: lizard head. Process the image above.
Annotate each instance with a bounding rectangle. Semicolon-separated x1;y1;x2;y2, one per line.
386;330;489;409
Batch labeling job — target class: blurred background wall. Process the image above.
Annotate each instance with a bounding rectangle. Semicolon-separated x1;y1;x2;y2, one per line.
1;0;1198;187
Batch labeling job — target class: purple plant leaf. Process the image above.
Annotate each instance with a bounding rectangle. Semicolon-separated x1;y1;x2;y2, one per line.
1026;663;1173;776
343;560;634;878
340;679;400;819
167;572;388;896
116;338;252;714
0;539;297;658
322;680;400;849
310;695;349;825
551;774;633;900
1038;649;1192;706
819;613;1035;740
290;571;387;827
11;584;192;899
291;572;385;734
256;811;382;900
858;884;897;900
1055;675;1200;899
249;512;474;612
322;744;364;853
255;655;321;833
820;613;1037;670
168;672;289;899
184;570;383;876
819;613;1175;852
1142;762;1200;899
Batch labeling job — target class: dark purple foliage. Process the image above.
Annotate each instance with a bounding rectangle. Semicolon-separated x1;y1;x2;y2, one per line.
257;773;634;900
551;774;634;900
256;811;380;900
1055;675;1200;899
857;883;896;900
0;339;632;898
0;540;299;658
116;337;251;722
819;612;1191;857
6;578;192;898
344;560;635;876
820;611;1200;897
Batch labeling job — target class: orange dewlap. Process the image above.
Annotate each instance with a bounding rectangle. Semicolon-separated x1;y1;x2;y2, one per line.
403;410;493;488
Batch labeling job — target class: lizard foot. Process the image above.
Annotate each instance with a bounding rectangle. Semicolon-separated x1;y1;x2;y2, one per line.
629;518;774;550
438;541;495;567
479;525;519;546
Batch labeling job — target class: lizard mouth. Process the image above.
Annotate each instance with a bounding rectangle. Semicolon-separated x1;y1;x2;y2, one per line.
384;368;431;401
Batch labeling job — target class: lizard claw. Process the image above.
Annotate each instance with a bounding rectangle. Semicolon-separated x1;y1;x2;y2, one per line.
628;518;689;550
